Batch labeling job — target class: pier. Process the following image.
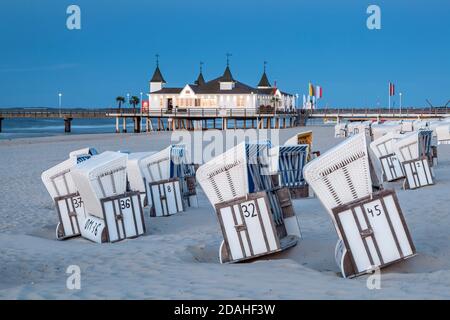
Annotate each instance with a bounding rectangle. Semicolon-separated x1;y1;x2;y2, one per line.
0;107;300;133
1;107;450;133
307;107;450;122
107;108;300;133
0;108;110;133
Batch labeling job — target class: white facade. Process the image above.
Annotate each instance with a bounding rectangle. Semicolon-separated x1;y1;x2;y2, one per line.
147;65;295;110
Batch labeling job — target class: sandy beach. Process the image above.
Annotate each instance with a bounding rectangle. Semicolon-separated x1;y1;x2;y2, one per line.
0;126;449;299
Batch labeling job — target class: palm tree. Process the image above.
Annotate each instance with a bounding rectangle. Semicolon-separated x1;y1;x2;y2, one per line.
129;96;140;113
116;96;125;112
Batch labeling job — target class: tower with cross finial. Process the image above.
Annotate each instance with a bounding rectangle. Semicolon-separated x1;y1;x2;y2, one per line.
150;54;166;93
257;61;271;89
195;62;206;86
220;53;235;90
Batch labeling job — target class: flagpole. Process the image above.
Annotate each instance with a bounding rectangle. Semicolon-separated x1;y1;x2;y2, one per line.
388;82;391;112
389;95;391;112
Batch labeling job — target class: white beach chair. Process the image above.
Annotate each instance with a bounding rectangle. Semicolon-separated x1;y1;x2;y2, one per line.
126;152;156;207
139;145;197;217
334;123;348;138
41;150;95;240
69;147;98;159
347;121;372;138
304;134;415;278
412;119;429;132
436;123;450;145
394;131;434;190
370;132;405;182
196;141;300;264
270;145;309;198
400;120;414;133
285;130;317;160
371;121;403;141
70;151;145;243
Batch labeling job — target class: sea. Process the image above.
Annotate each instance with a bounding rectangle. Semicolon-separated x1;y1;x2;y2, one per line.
0;117;328;140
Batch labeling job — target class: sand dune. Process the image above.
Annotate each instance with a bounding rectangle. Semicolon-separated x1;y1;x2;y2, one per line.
0;127;449;299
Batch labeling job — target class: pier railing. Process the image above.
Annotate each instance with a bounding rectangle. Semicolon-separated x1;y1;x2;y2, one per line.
108;107;298;118
308;107;450;116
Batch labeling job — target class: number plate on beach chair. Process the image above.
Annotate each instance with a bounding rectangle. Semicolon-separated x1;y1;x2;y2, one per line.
54;192;85;240
379;154;404;182
215;192;284;263
149;178;184;217
332;190;416;278
100;192;146;243
402;158;434;190
181;176;198;208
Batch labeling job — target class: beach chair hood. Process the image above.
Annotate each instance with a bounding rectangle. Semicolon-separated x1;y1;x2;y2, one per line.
303;133;373;214
196;141;271;207
70;151;128;218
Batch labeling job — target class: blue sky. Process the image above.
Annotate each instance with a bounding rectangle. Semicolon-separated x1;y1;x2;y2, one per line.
0;0;448;108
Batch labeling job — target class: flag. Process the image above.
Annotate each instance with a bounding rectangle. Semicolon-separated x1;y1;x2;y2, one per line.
309;83;315;97
142;100;149;112
389;82;395;96
316;86;323;99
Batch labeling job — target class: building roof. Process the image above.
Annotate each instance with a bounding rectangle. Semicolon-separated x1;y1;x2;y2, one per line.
195;72;206;86
221;66;234;82
257;72;271;88
150;66;166;83
152;87;183;94
151;65;293;96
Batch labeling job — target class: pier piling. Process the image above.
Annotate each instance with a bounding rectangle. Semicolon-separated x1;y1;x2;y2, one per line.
64;118;72;133
133;116;141;133
122;118;127;133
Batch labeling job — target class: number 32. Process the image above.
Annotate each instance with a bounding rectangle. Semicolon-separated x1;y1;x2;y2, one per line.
241;203;257;218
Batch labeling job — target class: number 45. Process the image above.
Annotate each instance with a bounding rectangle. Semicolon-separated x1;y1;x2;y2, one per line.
366;204;382;218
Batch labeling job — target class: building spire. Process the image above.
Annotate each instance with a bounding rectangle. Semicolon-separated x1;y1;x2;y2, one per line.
257;61;271;88
221;53;234;82
150;54;166;83
195;61;205;86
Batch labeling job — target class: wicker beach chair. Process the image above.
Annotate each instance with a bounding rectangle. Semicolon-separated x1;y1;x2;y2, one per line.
41;150;95;240
394;131;434;189
371;121;403;141
126;152;156;207
334;122;348;138
138;145;197;217
285;130;316;160
400;120;414;133
347;121;373;138
270;145;309;198
196;141;300;264
70;151;145;243
436;123;450;145
69;147;98;159
304;134;415;278
370;132;405;182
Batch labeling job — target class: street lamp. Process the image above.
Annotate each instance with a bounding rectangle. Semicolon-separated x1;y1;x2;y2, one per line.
58;93;62;117
399;92;403;115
